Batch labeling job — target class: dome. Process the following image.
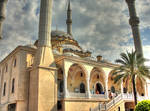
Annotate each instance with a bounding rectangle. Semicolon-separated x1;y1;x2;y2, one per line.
34;30;91;58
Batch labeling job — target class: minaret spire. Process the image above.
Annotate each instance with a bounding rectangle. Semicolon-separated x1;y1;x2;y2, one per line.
0;0;8;39
125;0;143;57
29;0;57;111
66;0;72;35
35;0;55;66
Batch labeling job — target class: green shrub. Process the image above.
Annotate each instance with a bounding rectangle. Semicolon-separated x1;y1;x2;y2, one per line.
135;100;150;111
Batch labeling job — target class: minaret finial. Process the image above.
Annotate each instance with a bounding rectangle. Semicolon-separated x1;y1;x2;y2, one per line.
66;0;72;35
68;0;71;11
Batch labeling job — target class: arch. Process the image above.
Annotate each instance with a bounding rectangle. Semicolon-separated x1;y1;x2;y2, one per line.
108;71;121;94
90;67;106;81
5;64;8;73
90;67;105;94
136;77;145;96
95;82;103;94
67;63;87;93
12;56;17;67
68;63;88;79
12;78;15;93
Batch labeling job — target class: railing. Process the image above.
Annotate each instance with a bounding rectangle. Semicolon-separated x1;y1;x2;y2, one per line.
91;94;106;99
59;92;106;99
90;93;150;111
68;92;86;98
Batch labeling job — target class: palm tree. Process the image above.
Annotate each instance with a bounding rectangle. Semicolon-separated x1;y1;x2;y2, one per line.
112;50;150;105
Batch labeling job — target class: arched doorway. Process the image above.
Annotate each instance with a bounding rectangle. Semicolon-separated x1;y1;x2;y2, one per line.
67;64;87;93
80;83;85;93
95;83;103;94
90;67;105;94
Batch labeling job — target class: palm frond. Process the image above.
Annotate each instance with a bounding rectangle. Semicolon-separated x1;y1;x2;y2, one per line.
115;59;127;65
114;74;124;83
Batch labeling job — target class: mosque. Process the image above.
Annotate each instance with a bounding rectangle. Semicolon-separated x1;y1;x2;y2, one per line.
0;0;150;111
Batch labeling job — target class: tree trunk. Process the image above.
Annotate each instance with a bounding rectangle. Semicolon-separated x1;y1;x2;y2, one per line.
132;75;137;105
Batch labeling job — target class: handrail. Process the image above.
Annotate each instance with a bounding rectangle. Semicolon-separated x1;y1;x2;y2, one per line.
90;93;150;111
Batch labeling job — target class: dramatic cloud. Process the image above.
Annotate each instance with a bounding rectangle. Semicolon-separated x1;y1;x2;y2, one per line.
0;0;150;65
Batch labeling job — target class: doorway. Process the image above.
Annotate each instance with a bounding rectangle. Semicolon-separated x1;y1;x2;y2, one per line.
8;103;16;111
80;83;85;93
95;83;103;94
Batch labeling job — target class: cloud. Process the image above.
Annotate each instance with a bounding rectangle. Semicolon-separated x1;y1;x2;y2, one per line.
0;0;150;66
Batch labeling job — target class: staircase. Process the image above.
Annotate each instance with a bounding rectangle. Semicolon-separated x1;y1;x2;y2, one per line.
90;93;149;111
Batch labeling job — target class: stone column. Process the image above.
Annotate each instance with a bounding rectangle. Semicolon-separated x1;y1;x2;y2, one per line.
121;81;123;93
105;77;108;99
64;75;68;98
86;76;91;98
0;0;8;39
144;83;147;96
125;0;143;56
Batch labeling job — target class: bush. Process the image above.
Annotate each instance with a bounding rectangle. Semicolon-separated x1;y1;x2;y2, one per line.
135;100;150;111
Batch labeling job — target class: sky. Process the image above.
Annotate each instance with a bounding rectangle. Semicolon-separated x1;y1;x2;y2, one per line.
0;0;150;65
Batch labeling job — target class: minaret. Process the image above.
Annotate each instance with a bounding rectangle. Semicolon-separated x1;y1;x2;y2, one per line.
66;0;72;35
29;0;57;111
0;0;8;39
125;0;143;56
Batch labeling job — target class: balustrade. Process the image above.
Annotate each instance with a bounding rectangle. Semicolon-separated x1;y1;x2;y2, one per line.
90;93;150;111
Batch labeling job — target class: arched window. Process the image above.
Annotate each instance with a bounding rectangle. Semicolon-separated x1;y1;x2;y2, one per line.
59;80;63;93
118;107;120;111
111;86;115;93
12;79;15;93
97;75;99;79
80;83;85;93
5;65;8;72
14;59;16;67
80;72;83;77
123;87;127;93
3;82;6;96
